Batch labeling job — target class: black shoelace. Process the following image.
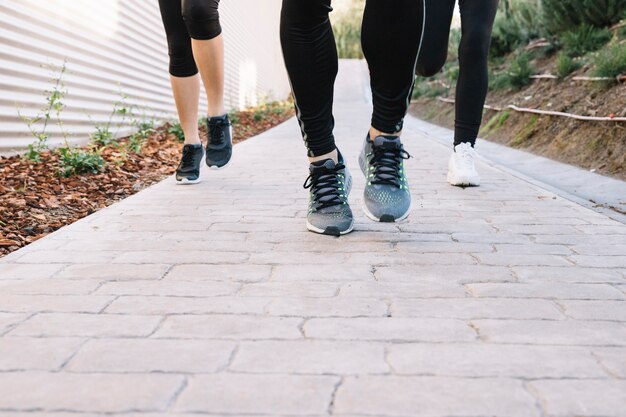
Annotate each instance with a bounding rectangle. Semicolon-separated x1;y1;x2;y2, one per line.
303;163;347;210
369;145;411;188
208;123;225;147
179;146;197;169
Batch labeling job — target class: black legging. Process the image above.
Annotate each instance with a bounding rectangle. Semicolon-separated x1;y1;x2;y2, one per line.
280;0;424;157
158;0;222;77
417;0;499;146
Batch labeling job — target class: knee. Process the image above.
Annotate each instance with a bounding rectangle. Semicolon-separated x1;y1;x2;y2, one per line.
459;28;491;64
167;36;198;77
182;0;222;40
416;59;445;77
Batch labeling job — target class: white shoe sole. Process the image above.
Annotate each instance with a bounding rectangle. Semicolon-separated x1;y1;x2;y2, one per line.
361;200;412;223
176;177;202;185
306;219;355;236
447;171;481;187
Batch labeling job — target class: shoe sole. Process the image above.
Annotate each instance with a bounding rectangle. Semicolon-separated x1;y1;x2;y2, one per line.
361;200;412;223
176;177;201;185
306;220;355;236
447;172;481;187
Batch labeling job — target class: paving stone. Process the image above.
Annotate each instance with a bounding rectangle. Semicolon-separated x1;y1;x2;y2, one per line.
231;340;388;374
560;300;626;321
112;250;249;264
165;264;271;282
467;283;625;300
572;245;626;256
347;252;477;266
0;294;113;314
391;298;564;319
66;339;235;373
14;251;118;264
513;266;625;283
271;264;373;281
155;314;302;340
304;318;475;342
387;343;604;378
474;253;573;267
339;281;466;298
0;372;183;412
0;338;84;371
494;243;572;255
56;264;170;280
473;319;626;345
334;376;539;417
592;347;626;377
239;281;339;298
0;279;102;295
375;264;514;283
571;255;626;268
265;297;388;317
0;313;28;335
8;313;162;338
174;374;338;415
105;295;268;315
95;280;240;297
529;380;626;417
0;264;65;280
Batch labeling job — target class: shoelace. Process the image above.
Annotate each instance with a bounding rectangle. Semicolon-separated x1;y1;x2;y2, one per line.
179;146;197;169
457;147;476;169
369;145;411;187
303;163;347;210
208;123;226;147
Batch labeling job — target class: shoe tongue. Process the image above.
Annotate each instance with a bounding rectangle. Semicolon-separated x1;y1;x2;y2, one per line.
373;135;401;150
310;158;336;173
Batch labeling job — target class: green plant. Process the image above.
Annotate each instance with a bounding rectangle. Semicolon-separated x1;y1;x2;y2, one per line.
556;53;582;78
482;110;511;135
542;0;626;34
253;109;265;122
594;41;626;80
57;146;105;177
561;24;612;57
491;0;544;57
168;122;185;142
19;62;68;162
126;118;155;154
490;53;535;90
90;93;131;147
331;0;365;59
228;109;240;124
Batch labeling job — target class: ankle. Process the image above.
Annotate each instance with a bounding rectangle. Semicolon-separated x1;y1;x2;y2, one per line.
370;127;401;140
309;149;338;164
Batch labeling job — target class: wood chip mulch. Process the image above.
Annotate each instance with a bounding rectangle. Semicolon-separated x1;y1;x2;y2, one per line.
0;106;294;258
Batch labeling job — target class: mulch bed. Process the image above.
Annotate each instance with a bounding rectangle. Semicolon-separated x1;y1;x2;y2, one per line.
0;105;294;258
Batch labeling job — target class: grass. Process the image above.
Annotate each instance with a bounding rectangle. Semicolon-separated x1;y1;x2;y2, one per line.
555;53;582;78
561;24;612;57
594;41;626;80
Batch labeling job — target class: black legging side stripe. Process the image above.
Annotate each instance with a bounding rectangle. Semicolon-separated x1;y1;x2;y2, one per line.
281;0;424;157
416;0;499;146
158;0;222;77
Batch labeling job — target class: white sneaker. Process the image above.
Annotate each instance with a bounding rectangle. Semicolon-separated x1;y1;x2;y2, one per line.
447;142;481;187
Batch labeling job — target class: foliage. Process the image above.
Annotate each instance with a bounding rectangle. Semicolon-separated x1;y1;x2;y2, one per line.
542;0;626;34
57;146;105;177
126;118;155;154
561;25;612;57
90;94;131;147
168;122;185;142
594;41;626;80
555;53;582;78
19;62;68;162
490;0;543;57
490;53;534;90
331;0;365;59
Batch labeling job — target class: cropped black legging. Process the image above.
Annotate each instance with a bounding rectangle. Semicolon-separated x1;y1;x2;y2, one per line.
417;0;499;146
158;0;222;77
281;0;424;157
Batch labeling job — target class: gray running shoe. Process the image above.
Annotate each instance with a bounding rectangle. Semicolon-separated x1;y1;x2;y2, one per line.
303;153;354;236
176;144;204;185
206;114;233;169
358;134;412;222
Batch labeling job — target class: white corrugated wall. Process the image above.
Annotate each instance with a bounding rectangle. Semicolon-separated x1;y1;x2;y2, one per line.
0;0;289;153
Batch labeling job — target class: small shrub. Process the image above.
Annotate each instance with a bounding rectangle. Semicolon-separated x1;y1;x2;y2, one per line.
168;122;185;142
228;110;240;124
556;53;582;78
90;125;116;147
57;146;105;177
561;24;612;57
594;41;626;80
253;109;265;122
491;53;535;90
542;0;626;34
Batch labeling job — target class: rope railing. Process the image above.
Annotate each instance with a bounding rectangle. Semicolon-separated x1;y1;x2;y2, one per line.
436;97;626;123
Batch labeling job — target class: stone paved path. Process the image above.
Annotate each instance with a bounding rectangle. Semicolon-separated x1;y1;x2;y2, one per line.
1;61;625;416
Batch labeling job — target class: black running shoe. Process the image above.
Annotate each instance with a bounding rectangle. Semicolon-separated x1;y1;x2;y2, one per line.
176;144;204;185
206;114;233;169
303;152;354;236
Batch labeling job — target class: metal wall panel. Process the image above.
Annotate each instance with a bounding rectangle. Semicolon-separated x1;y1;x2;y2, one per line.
0;0;289;153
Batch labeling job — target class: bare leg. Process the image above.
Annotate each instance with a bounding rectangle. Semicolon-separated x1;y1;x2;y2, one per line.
170;74;202;145
192;35;226;117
